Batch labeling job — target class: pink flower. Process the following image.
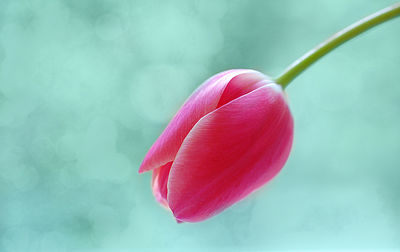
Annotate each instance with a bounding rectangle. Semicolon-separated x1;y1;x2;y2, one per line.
139;69;294;223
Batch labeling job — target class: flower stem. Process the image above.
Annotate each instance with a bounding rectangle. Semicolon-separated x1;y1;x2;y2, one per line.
275;3;400;88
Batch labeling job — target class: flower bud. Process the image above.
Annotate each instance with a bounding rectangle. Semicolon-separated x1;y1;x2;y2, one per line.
139;69;294;222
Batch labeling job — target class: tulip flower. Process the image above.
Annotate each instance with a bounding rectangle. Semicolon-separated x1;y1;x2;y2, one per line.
139;70;294;222
139;3;400;223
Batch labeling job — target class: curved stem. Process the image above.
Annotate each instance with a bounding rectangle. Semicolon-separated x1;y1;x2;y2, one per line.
275;2;400;88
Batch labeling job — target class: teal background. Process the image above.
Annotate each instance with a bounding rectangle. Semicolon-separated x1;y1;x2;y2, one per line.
1;0;400;251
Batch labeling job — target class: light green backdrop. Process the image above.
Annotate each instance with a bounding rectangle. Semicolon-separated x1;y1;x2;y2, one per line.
1;0;399;251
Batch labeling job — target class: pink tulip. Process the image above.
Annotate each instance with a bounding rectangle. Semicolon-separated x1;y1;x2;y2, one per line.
139;69;294;223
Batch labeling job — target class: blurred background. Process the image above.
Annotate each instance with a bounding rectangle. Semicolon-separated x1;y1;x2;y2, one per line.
1;0;400;251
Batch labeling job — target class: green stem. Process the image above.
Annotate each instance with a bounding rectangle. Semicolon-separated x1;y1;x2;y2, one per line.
275;2;400;88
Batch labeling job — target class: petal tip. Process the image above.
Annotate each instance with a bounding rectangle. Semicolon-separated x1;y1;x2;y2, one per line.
138;163;147;173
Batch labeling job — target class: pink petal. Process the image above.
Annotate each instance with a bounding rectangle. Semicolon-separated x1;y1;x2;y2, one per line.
217;78;273;108
151;162;172;209
167;84;294;222
139;70;267;173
